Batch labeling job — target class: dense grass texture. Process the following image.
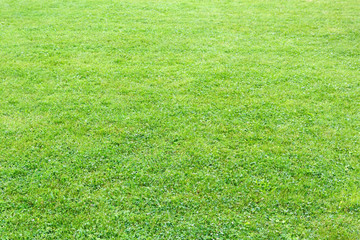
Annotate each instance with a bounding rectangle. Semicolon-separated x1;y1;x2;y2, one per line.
0;0;360;239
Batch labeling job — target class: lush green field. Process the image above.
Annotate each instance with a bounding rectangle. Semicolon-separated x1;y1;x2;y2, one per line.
0;0;359;239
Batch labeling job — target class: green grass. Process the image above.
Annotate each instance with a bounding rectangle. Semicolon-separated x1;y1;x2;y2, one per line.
0;0;359;238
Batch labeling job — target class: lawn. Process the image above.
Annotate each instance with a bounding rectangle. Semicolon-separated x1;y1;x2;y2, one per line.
0;0;359;239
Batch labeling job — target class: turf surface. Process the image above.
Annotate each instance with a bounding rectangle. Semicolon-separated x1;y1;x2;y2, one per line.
0;0;359;239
